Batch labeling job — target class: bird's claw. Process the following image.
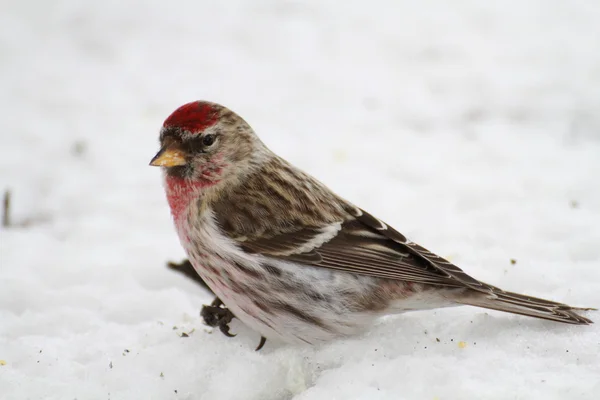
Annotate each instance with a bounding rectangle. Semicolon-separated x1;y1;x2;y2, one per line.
255;336;267;351
219;322;237;337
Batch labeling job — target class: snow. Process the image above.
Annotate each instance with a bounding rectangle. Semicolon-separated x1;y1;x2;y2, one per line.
1;0;600;399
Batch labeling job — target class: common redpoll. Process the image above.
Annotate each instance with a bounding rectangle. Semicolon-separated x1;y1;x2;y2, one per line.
151;101;593;345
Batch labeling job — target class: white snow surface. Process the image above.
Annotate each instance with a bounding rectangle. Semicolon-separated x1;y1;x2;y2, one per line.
1;1;600;399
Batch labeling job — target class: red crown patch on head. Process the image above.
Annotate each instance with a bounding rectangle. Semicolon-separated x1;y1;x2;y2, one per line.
163;101;219;133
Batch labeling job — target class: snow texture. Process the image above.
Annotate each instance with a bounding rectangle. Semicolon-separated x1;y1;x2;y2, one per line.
1;1;600;399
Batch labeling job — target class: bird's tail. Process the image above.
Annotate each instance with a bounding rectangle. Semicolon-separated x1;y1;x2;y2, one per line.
456;287;594;325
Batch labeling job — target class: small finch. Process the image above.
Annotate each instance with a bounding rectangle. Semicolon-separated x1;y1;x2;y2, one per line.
151;101;593;345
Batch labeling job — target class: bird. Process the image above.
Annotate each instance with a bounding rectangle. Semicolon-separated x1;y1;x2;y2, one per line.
150;100;594;346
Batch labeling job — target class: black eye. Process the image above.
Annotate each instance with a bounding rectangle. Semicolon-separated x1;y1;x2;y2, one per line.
202;134;215;147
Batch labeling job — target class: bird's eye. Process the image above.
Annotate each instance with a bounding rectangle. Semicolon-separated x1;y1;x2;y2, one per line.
202;134;215;147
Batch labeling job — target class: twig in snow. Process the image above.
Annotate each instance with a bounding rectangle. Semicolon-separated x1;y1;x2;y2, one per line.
2;190;10;228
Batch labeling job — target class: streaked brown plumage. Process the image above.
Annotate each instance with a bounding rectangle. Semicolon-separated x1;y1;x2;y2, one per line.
151;101;594;346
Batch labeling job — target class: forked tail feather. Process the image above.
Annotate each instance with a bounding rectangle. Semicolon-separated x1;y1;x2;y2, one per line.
457;287;594;325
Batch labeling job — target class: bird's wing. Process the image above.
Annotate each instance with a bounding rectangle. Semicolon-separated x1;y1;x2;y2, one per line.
210;156;488;291
225;205;488;291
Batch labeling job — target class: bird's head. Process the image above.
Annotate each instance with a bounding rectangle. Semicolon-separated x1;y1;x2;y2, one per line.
150;101;265;185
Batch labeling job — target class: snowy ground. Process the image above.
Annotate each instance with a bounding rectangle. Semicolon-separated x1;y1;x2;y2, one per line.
1;1;600;399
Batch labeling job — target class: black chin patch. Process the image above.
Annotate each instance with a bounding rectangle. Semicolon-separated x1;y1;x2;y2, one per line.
166;165;192;179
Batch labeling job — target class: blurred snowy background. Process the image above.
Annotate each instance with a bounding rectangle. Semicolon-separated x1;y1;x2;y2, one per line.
1;0;599;399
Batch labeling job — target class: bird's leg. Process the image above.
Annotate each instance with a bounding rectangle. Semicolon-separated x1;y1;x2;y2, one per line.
167;259;267;349
210;297;223;308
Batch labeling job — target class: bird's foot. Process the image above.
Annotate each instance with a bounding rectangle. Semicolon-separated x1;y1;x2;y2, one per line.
201;297;236;337
200;297;268;350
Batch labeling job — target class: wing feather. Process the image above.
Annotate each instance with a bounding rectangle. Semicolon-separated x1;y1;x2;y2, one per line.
233;206;477;289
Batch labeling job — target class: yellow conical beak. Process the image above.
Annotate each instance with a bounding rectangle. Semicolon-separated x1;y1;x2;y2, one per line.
149;143;187;167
